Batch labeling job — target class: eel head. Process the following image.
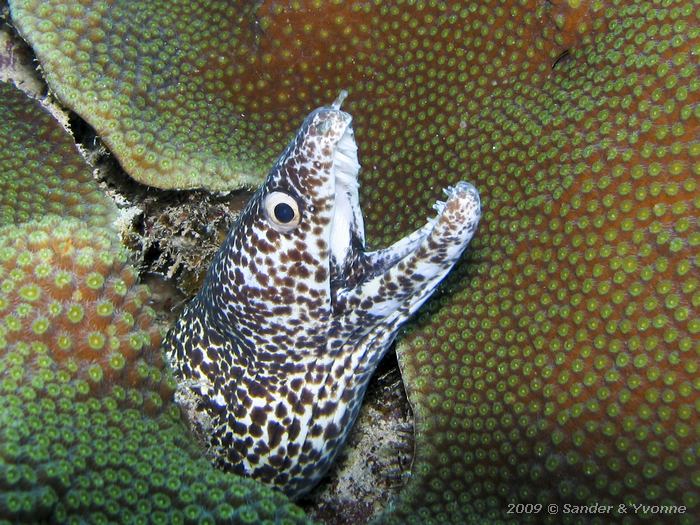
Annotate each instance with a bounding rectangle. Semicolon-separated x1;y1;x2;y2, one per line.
164;92;481;498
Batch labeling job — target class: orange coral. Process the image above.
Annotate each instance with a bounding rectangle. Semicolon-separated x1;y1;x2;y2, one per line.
0;218;162;388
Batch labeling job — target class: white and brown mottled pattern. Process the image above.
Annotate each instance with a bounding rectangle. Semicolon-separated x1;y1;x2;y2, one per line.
164;94;481;499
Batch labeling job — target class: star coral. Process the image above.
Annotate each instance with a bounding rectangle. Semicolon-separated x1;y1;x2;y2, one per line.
377;2;700;524
9;0;281;190
0;225;310;525
6;0;612;193
4;0;699;523
0;81;114;226
0;81;311;523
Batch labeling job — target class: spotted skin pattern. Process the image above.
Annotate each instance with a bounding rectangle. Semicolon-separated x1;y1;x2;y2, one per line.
164;98;481;499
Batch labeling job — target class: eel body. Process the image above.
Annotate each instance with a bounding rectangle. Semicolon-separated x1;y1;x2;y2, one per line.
164;93;481;498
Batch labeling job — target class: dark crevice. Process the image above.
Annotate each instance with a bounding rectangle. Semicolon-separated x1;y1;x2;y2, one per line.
60;102;248;297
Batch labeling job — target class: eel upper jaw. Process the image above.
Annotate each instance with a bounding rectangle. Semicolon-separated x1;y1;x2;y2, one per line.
328;119;364;282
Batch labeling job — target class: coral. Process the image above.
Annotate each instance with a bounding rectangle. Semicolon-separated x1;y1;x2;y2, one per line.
0;218;159;386
0;218;310;524
8;0;280;190
378;3;700;525
0;81;114;227
0;83;312;523
5;0;698;523
4;0;614;192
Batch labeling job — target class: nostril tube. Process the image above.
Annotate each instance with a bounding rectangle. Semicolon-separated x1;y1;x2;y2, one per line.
331;89;349;110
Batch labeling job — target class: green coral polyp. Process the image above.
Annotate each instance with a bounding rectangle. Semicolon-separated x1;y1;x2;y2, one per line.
87;332;106;350
96;301;114;317
30;318;50;335
108;353;126;371
65;305;84;324
2;0;698;523
18;284;41;302
85;272;105;290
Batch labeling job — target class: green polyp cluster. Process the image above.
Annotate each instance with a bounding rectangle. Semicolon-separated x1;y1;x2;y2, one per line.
0;82;115;228
9;0;275;190
0;219;310;523
0;369;307;524
0;217;162;387
5;0;699;523
0;81;312;523
379;1;698;523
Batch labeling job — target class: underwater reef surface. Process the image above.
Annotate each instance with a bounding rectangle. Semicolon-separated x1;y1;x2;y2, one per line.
2;0;699;524
0;78;113;226
4;0;624;193
0;80;311;524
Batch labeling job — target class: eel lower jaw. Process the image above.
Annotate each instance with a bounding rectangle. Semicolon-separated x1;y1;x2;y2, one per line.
334;182;481;319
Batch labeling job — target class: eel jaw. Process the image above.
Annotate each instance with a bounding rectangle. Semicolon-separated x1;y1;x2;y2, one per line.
322;96;481;324
334;181;481;327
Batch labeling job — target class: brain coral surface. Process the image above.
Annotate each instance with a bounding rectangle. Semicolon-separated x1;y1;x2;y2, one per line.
6;0;700;524
0;81;312;523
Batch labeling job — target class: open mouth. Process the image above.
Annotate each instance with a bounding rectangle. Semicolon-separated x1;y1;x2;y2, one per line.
322;94;480;323
326;116;472;292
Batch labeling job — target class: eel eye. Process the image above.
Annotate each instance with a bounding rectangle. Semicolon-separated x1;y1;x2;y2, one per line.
264;191;301;232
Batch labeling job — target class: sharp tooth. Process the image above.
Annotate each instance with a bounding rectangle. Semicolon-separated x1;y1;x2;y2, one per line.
433;200;446;214
330;123;364;270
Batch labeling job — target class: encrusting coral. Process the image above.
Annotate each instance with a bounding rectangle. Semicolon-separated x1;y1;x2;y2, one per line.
0;80;312;523
3;0;699;524
9;0;282;190
378;3;700;524
0;81;114;226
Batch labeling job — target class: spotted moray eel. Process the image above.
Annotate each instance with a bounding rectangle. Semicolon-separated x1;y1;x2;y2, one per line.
164;92;481;499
